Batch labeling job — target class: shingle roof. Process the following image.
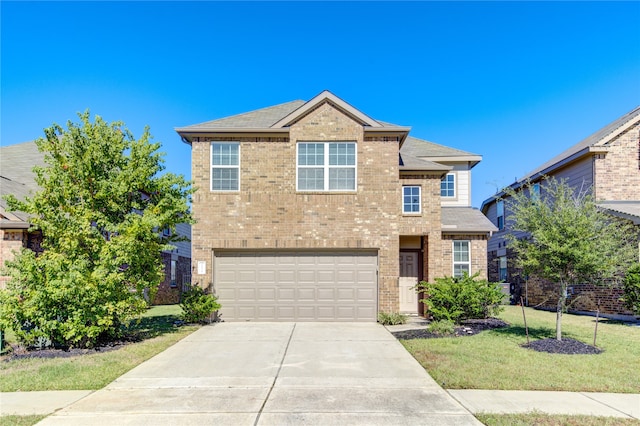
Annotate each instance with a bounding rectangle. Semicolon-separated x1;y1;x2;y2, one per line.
400;136;480;159
441;207;498;234
598;201;640;225
399;154;451;172
521;106;640;181
0;141;46;221
178;100;306;130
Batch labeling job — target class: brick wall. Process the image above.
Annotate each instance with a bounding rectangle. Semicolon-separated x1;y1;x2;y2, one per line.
442;234;488;279
525;276;634;316
153;253;191;305
594;122;640;200
0;229;26;289
190;102;403;311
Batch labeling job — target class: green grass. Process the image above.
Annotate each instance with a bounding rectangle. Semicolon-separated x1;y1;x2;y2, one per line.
0;305;198;392
402;306;640;392
476;412;640;426
0;415;46;426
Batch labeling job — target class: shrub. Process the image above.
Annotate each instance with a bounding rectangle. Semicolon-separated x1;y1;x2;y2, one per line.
417;272;504;323
428;319;455;335
622;263;640;316
180;285;220;323
377;312;408;325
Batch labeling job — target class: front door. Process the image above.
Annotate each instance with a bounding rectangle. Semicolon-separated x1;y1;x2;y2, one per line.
399;251;419;313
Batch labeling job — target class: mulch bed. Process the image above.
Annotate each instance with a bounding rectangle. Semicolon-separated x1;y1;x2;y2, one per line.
2;340;129;361
523;337;602;355
392;317;602;355
391;317;510;340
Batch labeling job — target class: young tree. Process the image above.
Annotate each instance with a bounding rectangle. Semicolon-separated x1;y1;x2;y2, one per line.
0;111;194;348
504;177;637;341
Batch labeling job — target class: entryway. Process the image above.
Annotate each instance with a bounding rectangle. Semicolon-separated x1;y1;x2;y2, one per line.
399;251;420;313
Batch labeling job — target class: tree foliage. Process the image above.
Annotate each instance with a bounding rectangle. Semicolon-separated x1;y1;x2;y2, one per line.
0;111;194;348
417;272;504;323
504;177;637;340
622;263;640;316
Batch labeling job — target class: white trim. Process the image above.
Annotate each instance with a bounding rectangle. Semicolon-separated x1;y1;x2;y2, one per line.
452;240;471;277
402;185;422;214
296;141;357;192
210;142;240;192
441;172;456;198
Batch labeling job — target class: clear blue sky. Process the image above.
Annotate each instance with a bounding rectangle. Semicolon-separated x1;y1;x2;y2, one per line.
2;1;639;207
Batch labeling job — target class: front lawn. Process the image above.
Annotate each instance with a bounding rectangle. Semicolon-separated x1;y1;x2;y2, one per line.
402;306;640;392
0;304;199;392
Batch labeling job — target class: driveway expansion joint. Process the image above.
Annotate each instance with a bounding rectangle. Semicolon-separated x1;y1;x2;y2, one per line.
253;323;296;426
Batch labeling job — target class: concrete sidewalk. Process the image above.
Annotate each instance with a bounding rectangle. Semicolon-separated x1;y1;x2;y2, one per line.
2;389;639;420
1;322;638;423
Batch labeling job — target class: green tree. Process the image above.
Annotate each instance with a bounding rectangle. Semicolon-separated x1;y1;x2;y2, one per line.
622;263;640;316
504;177;637;340
0;111;194;348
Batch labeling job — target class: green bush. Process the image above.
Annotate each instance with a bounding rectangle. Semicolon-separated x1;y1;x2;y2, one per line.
180;285;220;323
622;263;640;316
377;311;408;325
417;272;504;323
428;319;455;335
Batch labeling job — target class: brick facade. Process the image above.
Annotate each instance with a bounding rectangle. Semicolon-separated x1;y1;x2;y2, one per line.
442;234;489;280
153;253;192;305
191;103;405;311
189;99;493;314
594;123;640;200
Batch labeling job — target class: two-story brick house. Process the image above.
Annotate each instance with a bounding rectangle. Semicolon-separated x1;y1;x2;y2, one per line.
177;91;496;321
481;106;640;317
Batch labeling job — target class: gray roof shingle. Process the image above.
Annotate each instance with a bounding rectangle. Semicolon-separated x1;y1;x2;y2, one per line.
441;207;498;234
0;141;45;220
178;100;306;130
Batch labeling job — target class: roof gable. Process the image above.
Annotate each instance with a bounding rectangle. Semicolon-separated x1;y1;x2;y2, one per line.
271;90;383;128
521;106;640;181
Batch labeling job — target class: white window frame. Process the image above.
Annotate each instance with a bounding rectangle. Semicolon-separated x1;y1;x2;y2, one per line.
296;142;357;192
211;142;240;192
452;240;471;277
441;173;456;198
402;186;421;214
496;200;504;230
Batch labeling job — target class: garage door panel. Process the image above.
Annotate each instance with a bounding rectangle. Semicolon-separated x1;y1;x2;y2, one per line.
215;251;377;321
298;288;316;301
278;288;295;301
317;288;335;301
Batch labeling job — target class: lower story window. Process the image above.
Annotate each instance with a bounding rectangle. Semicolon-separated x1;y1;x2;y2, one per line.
499;256;507;282
453;240;470;277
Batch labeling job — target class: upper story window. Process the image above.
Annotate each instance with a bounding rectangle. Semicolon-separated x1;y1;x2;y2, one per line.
211;142;240;191
441;173;455;197
453;240;470;277
532;182;541;200
297;142;356;191
402;186;421;214
496;200;504;230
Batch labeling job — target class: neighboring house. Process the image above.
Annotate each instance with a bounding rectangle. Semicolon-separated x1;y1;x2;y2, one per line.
176;90;496;321
481;106;640;317
0;141;191;304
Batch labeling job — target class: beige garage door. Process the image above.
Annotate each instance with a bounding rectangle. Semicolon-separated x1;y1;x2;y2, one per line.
214;251;378;321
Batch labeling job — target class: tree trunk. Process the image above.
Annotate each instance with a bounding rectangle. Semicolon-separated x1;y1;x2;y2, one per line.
556;281;566;341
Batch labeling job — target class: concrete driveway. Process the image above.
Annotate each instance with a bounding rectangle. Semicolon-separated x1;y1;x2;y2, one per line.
38;322;481;425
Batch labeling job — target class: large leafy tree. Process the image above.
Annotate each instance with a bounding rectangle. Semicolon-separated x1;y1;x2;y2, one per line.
0;111;193;348
504;177;637;341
